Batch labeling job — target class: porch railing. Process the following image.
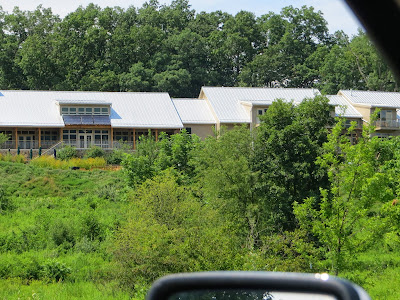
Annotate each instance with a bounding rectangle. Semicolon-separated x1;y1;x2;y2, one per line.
1;139;135;150
375;119;400;129
0;140;61;150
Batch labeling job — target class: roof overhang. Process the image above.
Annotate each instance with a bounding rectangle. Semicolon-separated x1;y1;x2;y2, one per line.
56;99;112;106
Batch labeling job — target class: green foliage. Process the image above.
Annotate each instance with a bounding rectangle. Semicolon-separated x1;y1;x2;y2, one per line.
0;3;396;94
122;130;200;186
193;125;258;249
57;145;78;161
31;155;106;170
114;170;240;288
105;149;125;165
0;187;13;213
252;96;331;232
294;119;392;275
84;146;105;159
0;153;26;163
40;260;71;282
0;133;9;145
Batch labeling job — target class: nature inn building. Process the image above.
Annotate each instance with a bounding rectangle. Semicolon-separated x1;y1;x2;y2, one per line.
1;88;400;151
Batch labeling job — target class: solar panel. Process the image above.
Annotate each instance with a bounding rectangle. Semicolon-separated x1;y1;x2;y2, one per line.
63;115;82;125
63;115;111;125
93;116;111;125
81;116;94;125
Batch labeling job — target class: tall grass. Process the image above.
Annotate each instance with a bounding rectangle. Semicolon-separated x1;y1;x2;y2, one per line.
0;153;26;163
0;279;131;300
31;155;106;170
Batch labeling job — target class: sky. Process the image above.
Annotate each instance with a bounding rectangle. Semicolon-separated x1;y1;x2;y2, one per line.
1;0;363;37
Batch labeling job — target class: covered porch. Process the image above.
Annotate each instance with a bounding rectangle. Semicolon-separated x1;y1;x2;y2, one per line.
0;127;180;150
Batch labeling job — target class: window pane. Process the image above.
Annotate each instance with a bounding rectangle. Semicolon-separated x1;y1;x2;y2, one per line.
86;108;92;113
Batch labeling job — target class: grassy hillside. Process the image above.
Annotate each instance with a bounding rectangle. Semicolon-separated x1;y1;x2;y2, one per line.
0;160;399;299
0;161;134;299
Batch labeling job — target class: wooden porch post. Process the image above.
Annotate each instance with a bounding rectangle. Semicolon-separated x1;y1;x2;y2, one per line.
110;128;113;149
155;129;158;141
38;128;41;148
60;128;63;142
15;128;18;149
133;128;136;150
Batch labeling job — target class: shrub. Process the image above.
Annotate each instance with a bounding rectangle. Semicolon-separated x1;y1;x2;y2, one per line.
57;145;78;161
30;155;69;169
40;260;71;282
50;220;76;249
84;146;105;159
13;154;26;163
68;157;106;169
0;154;25;163
0;187;13;213
106;149;125;165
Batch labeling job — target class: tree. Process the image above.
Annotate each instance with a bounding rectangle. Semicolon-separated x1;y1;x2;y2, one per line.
252;96;332;232
294;119;392;275
193;126;260;249
113;170;239;289
122;130;200;186
119;62;154;92
16;34;60;89
0;132;9;145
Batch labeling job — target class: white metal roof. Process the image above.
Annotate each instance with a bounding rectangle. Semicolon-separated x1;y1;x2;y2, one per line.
0;91;64;127
56;99;112;105
0;91;183;129
109;92;183;129
201;87;320;123
340;90;400;108
172;98;216;124
327;95;363;118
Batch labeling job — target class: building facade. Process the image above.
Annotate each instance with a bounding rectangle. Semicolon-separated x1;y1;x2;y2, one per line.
1;88;399;151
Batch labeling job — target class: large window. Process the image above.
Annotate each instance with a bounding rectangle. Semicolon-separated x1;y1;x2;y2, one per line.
41;130;58;142
61;106;110;115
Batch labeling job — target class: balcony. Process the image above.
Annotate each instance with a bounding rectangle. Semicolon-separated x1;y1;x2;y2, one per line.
375;119;400;130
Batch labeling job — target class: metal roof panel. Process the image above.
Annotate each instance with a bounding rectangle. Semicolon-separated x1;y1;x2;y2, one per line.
0;91;183;129
172;98;216;124
201;87;321;123
327;95;363;118
340;90;400;108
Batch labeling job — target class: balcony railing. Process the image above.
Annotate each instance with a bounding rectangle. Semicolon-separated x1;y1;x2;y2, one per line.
375;119;400;129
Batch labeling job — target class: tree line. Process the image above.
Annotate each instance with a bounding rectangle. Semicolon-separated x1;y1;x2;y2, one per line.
0;0;398;97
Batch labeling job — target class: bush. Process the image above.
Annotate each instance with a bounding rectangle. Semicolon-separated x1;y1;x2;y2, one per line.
0;187;13;213
0;154;25;163
69;157;106;169
106;149;125;165
57;145;78;161
30;156;106;170
40;260;71;282
30;155;69;169
84;146;105;159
